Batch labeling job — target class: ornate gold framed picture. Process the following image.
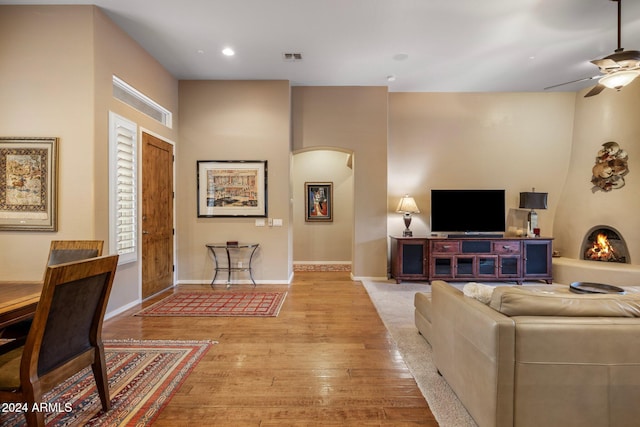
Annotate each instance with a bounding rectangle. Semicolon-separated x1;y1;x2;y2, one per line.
0;137;58;231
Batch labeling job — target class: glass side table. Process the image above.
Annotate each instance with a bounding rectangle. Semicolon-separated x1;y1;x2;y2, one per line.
206;243;259;288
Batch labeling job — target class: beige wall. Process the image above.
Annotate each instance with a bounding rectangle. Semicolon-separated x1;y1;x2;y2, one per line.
0;6;96;279
177;80;292;283
291;87;388;279
553;82;640;263
0;6;179;315
388;92;576;240
292;149;354;263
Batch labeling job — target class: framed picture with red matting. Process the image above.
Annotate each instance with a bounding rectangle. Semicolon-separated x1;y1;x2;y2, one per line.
305;182;333;222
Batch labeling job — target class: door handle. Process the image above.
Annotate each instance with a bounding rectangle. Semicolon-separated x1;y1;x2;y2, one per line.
142;230;149;235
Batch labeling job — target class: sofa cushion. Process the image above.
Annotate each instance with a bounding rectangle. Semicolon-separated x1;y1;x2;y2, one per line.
489;285;640;317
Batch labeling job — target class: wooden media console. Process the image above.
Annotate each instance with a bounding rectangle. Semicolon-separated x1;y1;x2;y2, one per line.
390;236;553;284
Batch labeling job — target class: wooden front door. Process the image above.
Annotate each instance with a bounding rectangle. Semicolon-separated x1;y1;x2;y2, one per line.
141;132;174;299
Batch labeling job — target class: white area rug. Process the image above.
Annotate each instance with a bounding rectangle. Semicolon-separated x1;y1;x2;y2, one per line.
362;279;478;427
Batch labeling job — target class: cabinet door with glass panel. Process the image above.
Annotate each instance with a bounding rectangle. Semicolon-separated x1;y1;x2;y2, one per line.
493;241;521;279
477;255;499;279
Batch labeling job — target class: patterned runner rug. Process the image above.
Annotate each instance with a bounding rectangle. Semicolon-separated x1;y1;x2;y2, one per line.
135;292;287;317
0;339;213;427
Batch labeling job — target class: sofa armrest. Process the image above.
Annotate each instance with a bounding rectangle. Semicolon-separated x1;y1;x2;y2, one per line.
431;281;515;427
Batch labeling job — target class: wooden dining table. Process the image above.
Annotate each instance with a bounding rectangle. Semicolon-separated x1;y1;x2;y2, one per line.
0;281;42;331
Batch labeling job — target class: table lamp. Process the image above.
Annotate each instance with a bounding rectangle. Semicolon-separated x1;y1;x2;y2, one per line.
396;195;420;237
519;188;547;235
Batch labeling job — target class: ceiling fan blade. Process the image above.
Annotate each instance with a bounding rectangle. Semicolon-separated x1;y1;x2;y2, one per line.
584;83;606;97
604;49;640;63
591;58;620;71
544;75;600;90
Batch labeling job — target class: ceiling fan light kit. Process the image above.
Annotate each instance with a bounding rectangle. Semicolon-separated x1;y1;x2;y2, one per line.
600;70;640;89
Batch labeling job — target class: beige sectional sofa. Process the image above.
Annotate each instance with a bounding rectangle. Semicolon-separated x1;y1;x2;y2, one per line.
415;280;640;427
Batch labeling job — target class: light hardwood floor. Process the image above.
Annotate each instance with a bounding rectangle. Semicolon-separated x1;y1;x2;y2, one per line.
103;271;437;426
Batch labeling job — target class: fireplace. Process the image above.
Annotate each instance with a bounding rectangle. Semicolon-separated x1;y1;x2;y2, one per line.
581;226;630;263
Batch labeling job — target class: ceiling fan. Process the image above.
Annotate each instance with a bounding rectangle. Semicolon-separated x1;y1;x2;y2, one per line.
545;0;640;97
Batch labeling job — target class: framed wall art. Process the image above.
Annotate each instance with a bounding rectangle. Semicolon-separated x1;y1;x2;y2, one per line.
197;160;267;217
305;182;333;222
0;137;59;231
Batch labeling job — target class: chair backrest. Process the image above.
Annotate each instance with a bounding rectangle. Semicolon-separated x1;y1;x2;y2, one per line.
46;240;104;266
21;255;118;380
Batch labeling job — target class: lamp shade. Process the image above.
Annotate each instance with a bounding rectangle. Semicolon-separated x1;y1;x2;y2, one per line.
396;195;420;213
600;70;640;90
519;192;548;210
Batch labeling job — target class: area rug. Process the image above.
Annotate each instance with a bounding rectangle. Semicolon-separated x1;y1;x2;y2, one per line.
0;339;213;427
135;292;287;317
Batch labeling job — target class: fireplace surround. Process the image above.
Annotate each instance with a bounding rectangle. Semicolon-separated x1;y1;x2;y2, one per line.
554;225;636;287
581;225;630;264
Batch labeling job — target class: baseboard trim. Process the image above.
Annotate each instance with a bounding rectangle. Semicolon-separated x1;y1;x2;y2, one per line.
351;275;389;282
105;299;140;320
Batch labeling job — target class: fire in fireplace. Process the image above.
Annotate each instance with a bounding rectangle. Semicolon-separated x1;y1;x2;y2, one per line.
585;233;620;262
581;226;629;263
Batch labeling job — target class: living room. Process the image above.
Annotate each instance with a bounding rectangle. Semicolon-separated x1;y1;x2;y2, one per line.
2;4;639;318
2;2;640;426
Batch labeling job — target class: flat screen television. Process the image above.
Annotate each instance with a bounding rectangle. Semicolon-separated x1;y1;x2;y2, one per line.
430;189;506;234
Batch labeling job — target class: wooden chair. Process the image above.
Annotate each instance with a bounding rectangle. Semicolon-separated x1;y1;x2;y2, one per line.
0;254;119;426
45;240;104;268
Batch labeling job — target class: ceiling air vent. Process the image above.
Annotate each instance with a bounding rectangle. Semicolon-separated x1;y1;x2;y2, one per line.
282;52;303;62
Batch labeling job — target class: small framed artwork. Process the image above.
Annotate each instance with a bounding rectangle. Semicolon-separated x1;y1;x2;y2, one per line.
0;137;59;231
305;182;333;222
197;160;267;217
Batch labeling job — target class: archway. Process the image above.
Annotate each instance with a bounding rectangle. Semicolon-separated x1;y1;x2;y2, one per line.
291;147;354;272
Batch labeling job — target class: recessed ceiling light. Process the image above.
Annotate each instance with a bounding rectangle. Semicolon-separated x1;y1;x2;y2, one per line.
387;75;397;82
222;47;235;56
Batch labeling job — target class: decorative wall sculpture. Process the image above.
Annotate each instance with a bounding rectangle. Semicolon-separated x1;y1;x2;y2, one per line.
591;141;628;192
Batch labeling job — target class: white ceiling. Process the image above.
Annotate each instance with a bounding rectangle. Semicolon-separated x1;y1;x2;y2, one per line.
4;0;640;93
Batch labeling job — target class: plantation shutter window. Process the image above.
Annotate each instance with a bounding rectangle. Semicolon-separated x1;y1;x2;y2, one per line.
109;112;138;264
